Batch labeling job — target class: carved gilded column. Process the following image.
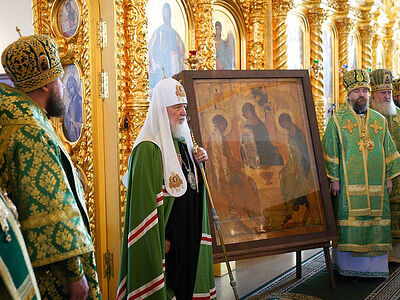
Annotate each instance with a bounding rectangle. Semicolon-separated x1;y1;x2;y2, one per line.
115;0;149;222
384;27;394;70
308;8;326;137
189;0;216;70
335;17;351;104
371;34;380;69
359;27;374;72
272;0;294;69
244;0;267;70
32;0;51;35
80;0;96;242
358;7;374;72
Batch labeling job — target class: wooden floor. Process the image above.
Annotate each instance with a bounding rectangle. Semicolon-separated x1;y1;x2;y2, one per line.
214;248;321;299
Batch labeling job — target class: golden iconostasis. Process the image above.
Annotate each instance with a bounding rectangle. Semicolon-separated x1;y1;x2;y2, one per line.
0;0;397;298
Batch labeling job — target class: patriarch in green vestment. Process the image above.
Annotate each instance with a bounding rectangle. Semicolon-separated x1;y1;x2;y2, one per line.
117;78;216;299
369;68;400;262
322;68;400;278
0;34;100;299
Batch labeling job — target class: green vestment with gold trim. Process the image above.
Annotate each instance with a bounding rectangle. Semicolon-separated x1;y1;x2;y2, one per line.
0;189;41;300
384;106;400;243
0;83;100;299
322;100;400;253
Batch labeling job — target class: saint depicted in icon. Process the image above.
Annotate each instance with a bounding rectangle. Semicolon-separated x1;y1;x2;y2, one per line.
278;113;311;224
215;21;235;70
58;0;79;37
209;114;266;233
240;103;284;170
63;75;83;142
148;3;185;88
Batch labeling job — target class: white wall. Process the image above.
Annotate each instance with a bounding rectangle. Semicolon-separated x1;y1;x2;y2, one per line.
0;0;34;73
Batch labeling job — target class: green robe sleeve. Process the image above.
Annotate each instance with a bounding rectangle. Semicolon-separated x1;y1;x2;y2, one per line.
117;142;174;299
322;116;340;181
384;122;400;180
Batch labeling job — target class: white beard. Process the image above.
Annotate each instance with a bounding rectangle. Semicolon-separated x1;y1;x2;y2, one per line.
171;121;190;139
371;96;397;116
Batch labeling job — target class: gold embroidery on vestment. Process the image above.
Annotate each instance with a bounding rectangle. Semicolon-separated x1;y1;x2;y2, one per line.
393;113;400;126
347;185;382;196
20;209;82;230
387;152;400;165
175;84;186;102
336;243;391;252
369;120;383;134
342;119;357;134
358;136;375;152
338;219;390;227
169;172;183;191
324;154;339;165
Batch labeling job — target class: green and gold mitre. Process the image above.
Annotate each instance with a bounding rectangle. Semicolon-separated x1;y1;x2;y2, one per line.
369;68;393;91
393;78;400;97
343;69;370;94
1;34;64;92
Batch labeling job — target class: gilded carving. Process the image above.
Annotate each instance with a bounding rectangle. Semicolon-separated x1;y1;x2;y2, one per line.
359;27;374;71
272;0;294;69
308;8;327;137
115;0;150;226
272;0;294;18
327;0;340;11
335;17;351;104
32;0;52;35
33;0;97;243
384;26;395;69
115;0;127;227
360;10;373;23
189;0;216;70
315;100;326;138
336;0;349;14
349;7;362;20
371;34;379;69
240;0;267;70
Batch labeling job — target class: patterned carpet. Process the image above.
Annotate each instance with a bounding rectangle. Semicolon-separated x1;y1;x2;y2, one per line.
243;251;400;300
364;266;400;300
248;293;322;300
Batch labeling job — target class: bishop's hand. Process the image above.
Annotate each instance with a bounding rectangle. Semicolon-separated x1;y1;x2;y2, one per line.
387;179;393;195
165;239;171;254
68;275;89;300
330;181;340;196
193;147;208;163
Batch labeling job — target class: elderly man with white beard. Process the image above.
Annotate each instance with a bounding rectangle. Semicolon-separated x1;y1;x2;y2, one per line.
370;69;400;263
117;78;216;300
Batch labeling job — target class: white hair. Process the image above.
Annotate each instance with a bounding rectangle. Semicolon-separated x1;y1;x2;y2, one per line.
171;121;190;139
370;93;397;116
